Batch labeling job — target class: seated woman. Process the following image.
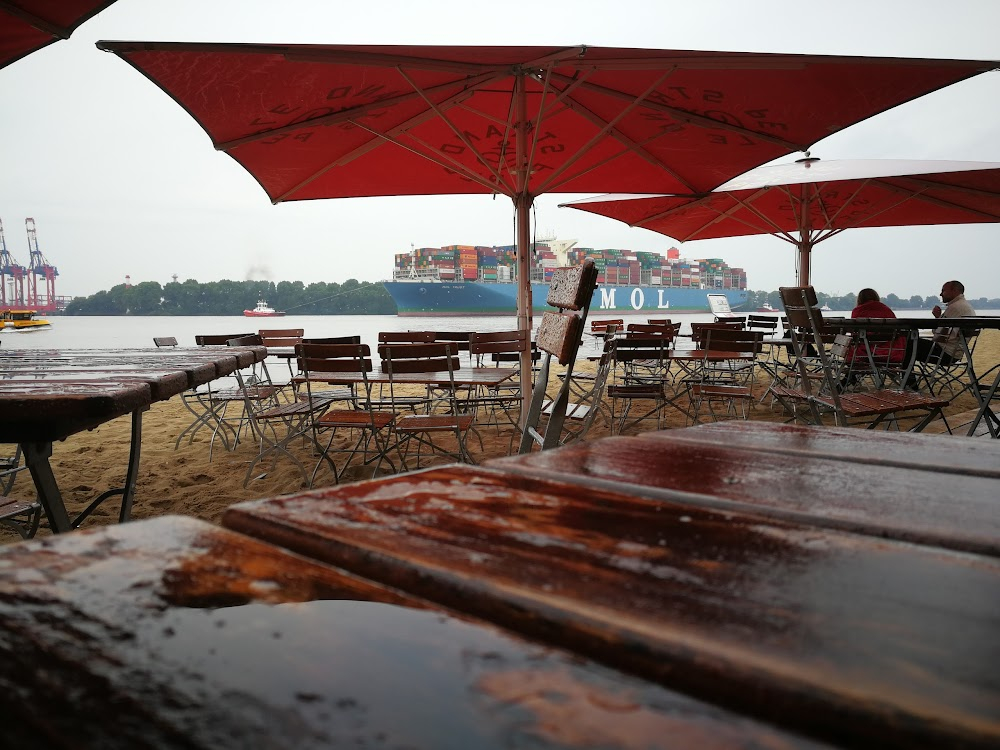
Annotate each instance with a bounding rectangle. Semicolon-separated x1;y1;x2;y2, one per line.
843;289;906;388
851;288;896;320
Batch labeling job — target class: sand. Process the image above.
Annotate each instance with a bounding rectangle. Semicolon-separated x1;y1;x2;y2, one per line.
2;330;996;543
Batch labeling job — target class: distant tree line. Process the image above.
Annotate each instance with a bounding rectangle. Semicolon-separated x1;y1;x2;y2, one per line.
745;289;1000;311
64;279;397;316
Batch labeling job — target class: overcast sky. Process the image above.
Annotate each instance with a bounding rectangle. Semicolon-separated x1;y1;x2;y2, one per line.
1;0;998;300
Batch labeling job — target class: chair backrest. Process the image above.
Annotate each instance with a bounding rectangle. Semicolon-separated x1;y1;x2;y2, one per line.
226;334;264;347
302;335;362;345
431;331;472;353
378;342;461;375
625;322;680;341
646;318;671;326
590;318;623;334
258;328;304;348
691;321;744;345
613;336;672;366
296;342;373;380
195;333;255;346
701;328;764;355
378;330;436;345
746;315;779;333
715;314;747;325
153;336;178;348
469;329;528;361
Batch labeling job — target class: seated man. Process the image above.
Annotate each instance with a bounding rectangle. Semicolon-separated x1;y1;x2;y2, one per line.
912;280;976;367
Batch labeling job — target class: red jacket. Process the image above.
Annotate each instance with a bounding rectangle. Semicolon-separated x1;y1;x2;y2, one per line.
851;300;897;320
848;300;905;363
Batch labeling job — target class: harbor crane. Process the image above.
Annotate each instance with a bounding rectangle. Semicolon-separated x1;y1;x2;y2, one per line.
0;218;27;307
25;217;59;312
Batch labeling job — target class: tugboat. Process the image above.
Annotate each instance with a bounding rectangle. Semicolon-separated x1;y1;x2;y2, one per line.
755;302;777;313
1;308;51;331
243;299;286;317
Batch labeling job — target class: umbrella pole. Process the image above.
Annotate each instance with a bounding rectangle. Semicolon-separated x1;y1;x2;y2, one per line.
797;239;812;286
796;186;812;286
515;192;533;428
514;72;533;428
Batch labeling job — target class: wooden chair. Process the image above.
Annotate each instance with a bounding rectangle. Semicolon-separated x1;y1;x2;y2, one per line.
230;335;329;488
467;330;531;431
625;322;681;341
779;286;950;432
542;335;616;445
746;315;779;335
259;328;305;382
0;446;41;540
294;335;362;405
686;328;764;423
431;331;472;364
377;331;436;345
914;329;981;399
295;343;396;486
379;342;476;470
171;332;268;456
588;318;623;352
519;259;599;453
607;336;676;434
152;336;178;348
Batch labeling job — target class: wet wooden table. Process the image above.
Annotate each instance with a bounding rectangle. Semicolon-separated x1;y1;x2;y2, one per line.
0;515;829;749
0;346;265;532
221;422;1000;749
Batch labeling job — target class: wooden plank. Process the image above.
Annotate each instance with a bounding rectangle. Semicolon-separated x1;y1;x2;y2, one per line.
672;422;1000;477
0;515;825;750
487;428;1000;557
223;468;1000;749
0;380;151;442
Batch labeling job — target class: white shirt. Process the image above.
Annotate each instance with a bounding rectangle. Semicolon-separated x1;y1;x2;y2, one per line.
934;293;976;358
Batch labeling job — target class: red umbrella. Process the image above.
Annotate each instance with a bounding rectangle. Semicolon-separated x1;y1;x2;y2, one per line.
1;0;118;71
94;42;995;395
563;157;1000;285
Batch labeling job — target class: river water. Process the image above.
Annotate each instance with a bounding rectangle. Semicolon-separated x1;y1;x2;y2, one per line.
4;309;990;353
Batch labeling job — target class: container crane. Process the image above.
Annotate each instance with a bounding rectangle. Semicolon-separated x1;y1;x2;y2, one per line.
0;218;27;307
25;217;59;312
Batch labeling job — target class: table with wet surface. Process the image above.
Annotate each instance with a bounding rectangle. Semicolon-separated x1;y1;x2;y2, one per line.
219;421;1000;749
0;515;829;749
0;346;265;532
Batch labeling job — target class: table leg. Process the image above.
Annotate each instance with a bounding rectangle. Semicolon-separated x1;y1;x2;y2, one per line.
21;442;72;534
72;409;144;527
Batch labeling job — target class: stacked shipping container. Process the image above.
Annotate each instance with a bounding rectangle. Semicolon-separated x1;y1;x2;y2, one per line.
393;242;747;291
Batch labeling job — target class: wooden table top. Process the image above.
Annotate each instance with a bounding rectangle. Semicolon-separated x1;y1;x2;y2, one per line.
0;515;826;749
0;346;266;442
221;423;1000;748
489;422;1000;557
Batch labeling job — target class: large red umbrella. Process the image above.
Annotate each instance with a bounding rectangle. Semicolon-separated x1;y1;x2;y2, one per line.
563;157;1000;285
94;42;995;394
0;0;118;71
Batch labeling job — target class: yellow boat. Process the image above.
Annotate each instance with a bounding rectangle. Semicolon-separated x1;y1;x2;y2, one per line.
2;309;51;331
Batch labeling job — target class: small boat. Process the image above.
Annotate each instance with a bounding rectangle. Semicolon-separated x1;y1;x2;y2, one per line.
820;304;833;312
755;302;777;313
1;308;51;331
243;299;286;317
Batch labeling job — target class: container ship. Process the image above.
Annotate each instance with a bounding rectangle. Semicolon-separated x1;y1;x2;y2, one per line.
383;240;748;316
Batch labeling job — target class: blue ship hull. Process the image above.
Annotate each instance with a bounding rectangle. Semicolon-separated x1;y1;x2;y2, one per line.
383;281;747;316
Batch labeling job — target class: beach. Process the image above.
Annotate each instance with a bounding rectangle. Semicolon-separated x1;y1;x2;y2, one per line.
2;330;996;542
